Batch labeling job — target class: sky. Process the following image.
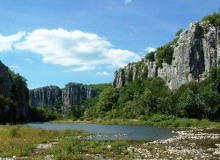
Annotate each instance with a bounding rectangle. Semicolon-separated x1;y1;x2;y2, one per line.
0;0;219;89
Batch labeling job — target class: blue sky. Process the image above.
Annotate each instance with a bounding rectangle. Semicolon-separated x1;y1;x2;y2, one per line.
0;0;218;89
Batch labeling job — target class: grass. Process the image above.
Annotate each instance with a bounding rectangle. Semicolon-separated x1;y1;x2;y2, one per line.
0;125;89;158
0;125;141;159
48;138;139;160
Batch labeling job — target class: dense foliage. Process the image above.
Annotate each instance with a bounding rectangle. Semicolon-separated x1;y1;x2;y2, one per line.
81;67;220;122
145;37;177;68
28;106;61;122
202;12;220;27
0;95;16;124
0;71;29;124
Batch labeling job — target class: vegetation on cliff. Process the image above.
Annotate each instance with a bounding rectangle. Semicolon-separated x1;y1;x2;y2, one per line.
81;67;220;123
0;69;29;124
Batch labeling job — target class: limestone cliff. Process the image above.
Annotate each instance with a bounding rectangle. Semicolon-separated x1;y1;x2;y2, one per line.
29;83;97;114
113;21;220;89
29;86;61;107
62;83;97;106
0;61;29;123
0;61;12;97
61;83;97;114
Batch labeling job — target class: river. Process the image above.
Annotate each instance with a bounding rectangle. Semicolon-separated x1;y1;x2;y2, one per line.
26;123;175;141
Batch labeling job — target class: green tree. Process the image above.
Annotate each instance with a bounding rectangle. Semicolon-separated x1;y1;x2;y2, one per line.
157;96;174;115
70;106;83;119
175;29;183;37
210;67;220;93
176;89;205;119
202;12;220;27
96;88;119;116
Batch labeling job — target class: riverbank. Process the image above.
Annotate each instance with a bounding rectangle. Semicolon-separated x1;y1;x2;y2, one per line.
0;118;220;159
133;127;220;159
51;116;220;128
0;125;89;159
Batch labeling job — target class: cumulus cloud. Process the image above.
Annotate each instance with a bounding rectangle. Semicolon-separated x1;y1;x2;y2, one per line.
15;28;111;67
96;71;110;76
1;28;141;71
125;0;132;4
0;32;25;51
103;49;141;67
70;66;96;72
145;47;156;53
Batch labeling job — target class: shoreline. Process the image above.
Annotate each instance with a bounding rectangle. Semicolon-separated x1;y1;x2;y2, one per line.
0;124;220;159
50;117;220;128
132;127;220;159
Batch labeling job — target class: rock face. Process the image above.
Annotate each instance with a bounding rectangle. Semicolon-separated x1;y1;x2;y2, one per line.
29;86;61;107
29;83;97;114
61;83;98;114
113;22;220;89
0;61;12;97
62;83;97;106
0;61;29;123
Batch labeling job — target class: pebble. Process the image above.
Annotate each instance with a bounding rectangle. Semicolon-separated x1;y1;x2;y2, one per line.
133;128;220;159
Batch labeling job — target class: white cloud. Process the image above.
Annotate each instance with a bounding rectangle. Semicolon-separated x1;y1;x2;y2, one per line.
12;28;141;69
0;28;141;71
24;58;34;63
0;32;25;51
103;49;141;67
96;71;110;76
15;28;112;66
70;66;96;72
145;47;156;53
125;0;132;4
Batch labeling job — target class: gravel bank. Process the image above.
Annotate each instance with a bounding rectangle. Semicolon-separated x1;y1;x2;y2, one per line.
132;128;220;159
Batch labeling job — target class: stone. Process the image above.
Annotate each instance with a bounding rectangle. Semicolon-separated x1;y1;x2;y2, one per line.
29;83;98;115
62;83;97;107
29;86;61;107
113;21;220;90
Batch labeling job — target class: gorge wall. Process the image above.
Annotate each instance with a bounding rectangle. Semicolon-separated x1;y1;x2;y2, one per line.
29;86;61;107
62;83;97;106
113;21;220;89
29;83;98;114
0;61;29;123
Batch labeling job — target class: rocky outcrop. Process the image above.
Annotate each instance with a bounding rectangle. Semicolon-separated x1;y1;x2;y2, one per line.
0;61;12;97
29;83;98;114
62;83;97;107
29;86;61;107
61;83;97;114
0;61;29;123
113;21;220;89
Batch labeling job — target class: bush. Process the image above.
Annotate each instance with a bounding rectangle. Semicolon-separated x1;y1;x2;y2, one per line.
202;12;220;26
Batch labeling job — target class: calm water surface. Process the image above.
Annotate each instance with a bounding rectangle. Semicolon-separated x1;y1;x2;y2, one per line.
26;123;175;141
